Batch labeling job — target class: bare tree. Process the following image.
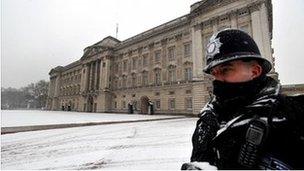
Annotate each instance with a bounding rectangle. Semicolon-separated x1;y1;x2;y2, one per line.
1;80;49;110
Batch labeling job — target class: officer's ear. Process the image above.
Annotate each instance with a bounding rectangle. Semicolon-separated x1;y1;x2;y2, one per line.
251;62;262;79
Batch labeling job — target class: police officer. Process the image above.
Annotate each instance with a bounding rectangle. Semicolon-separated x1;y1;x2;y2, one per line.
182;29;304;170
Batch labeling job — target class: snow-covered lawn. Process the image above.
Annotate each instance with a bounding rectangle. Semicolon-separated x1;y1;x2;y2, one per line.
1;118;197;170
1;110;183;127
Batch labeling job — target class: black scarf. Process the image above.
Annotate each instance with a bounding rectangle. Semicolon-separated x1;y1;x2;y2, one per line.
212;75;267;121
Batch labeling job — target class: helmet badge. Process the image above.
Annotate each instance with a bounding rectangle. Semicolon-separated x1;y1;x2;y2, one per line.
206;37;222;60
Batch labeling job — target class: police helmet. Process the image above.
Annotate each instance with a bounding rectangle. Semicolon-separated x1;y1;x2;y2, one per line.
203;28;272;74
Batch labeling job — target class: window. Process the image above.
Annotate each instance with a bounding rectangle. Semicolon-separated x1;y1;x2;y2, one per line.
168;69;176;82
184;43;191;57
122;75;127;88
114;102;117;108
114;63;119;73
118;79;122;88
185;97;192;110
142;71;148;86
131;74;137;87
168;47;175;61
123;60;128;72
155;99;161;109
122;101;126;109
137;75;141;85
154;50;161;62
143;54;148;67
184;68;193;81
113;78;118;89
155;69;161;85
128;60;131;72
118;62;122;74
169;91;175;95
169;98;175;110
132;57;137;70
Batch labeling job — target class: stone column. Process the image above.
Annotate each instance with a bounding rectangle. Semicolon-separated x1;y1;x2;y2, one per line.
86;63;91;91
212;18;218;33
89;62;94;90
47;78;52;97
104;59;110;88
161;38;167;83
96;60;101;90
92;61;96;90
191;24;204;80
99;60;104;89
80;66;84;92
259;3;273;70
230;12;238;29
251;5;264;55
94;60;98;90
251;3;273;72
82;64;90;92
175;34;183;81
148;43;154;85
54;76;60;97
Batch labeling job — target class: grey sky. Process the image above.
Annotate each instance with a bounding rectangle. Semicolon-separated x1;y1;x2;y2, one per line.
1;0;304;88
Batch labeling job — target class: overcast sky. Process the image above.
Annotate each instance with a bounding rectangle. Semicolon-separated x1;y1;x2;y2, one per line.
1;0;304;88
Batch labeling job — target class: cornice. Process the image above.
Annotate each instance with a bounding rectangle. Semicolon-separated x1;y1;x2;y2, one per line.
192;0;272;35
111;82;193;92
115;15;190;50
190;0;239;18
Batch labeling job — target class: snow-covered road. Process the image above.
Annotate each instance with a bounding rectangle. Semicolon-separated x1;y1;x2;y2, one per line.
1;118;197;170
1;110;183;127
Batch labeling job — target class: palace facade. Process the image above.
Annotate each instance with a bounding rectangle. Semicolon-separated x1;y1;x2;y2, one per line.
47;0;276;115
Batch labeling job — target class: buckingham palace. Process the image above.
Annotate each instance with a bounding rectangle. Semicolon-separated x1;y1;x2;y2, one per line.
47;0;276;115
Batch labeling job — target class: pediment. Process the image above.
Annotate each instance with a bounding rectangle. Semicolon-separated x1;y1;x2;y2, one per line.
81;36;120;60
94;36;120;48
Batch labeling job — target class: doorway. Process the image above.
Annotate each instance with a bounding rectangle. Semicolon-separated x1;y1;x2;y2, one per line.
140;96;149;114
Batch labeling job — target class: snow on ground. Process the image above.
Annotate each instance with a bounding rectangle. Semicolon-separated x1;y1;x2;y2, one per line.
1;117;197;170
1;110;182;127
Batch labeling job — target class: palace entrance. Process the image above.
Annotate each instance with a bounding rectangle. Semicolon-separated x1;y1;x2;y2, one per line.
140;96;149;114
87;96;94;112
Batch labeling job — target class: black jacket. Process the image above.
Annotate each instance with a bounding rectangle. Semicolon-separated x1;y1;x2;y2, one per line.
190;77;304;169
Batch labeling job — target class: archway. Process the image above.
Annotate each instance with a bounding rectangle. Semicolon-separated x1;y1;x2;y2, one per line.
140;96;149;114
87;96;94;112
